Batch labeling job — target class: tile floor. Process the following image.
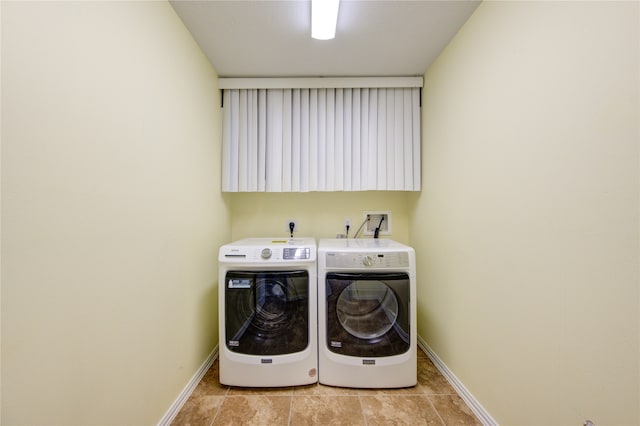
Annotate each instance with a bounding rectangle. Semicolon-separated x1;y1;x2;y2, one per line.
172;348;481;425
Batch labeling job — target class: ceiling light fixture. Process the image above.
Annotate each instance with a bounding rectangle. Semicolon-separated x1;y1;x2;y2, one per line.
311;0;340;40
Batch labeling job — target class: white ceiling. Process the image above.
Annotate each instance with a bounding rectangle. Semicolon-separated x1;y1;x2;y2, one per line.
169;0;481;78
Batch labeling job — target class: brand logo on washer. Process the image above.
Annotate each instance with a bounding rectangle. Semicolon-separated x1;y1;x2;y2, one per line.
330;341;342;348
261;359;273;364
362;359;376;365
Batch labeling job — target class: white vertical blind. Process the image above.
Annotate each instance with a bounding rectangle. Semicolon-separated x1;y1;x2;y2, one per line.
350;89;360;191
318;89;327;191
309;89;318;191
291;90;300;192
221;86;421;192
411;88;421;190
282;89;292;192
238;90;248;191
257;90;266;191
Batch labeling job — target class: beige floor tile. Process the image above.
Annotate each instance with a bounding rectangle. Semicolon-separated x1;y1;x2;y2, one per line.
212;395;291;426
360;394;444;425
418;355;439;372
293;383;359;395
227;386;294;396
290;395;365;426
171;394;224;426
173;347;479;425
429;395;482;425
193;361;229;397
417;357;456;395
356;385;423;396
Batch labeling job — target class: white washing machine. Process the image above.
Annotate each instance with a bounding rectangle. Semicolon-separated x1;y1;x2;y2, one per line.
318;238;416;388
218;238;317;387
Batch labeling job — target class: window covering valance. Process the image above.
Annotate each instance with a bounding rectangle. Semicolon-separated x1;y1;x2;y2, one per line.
218;76;424;89
221;85;421;192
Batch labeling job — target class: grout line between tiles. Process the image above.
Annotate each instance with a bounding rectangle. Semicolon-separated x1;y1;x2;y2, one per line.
206;397;221;426
357;393;369;426
207;384;229;426
287;393;294;426
426;394;447;426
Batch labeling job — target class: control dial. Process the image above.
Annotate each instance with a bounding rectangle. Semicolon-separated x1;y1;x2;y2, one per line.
261;248;272;259
363;255;374;266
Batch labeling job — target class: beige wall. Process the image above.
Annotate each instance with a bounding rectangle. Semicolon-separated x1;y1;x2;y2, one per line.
3;1;639;425
1;2;228;425
228;192;412;244
410;1;639;424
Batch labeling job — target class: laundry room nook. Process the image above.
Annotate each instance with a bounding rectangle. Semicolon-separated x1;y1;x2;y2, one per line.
1;1;638;426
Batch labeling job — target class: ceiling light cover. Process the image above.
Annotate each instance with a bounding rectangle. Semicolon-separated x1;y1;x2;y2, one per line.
312;0;340;40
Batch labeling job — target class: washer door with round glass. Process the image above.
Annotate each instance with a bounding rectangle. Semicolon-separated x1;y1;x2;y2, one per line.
225;270;309;356
326;272;410;357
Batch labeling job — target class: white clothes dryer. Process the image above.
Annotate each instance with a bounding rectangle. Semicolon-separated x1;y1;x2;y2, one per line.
218;238;317;387
318;238;416;388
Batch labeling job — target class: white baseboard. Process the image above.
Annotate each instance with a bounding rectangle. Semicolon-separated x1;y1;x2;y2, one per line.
157;345;219;426
417;336;498;426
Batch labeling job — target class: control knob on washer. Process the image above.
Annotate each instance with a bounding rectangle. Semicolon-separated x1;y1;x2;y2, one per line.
363;255;373;266
261;248;272;259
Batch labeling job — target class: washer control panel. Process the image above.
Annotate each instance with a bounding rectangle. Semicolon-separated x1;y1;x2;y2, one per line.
283;247;311;260
325;251;410;268
220;238;315;263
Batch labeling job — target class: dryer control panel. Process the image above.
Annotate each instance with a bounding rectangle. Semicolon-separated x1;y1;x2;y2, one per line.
325;251;410;269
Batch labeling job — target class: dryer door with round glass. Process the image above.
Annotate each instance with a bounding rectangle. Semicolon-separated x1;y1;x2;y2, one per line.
325;272;410;357
225;270;309;356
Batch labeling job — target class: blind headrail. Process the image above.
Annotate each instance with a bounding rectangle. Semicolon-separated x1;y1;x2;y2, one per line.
218;77;424;90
